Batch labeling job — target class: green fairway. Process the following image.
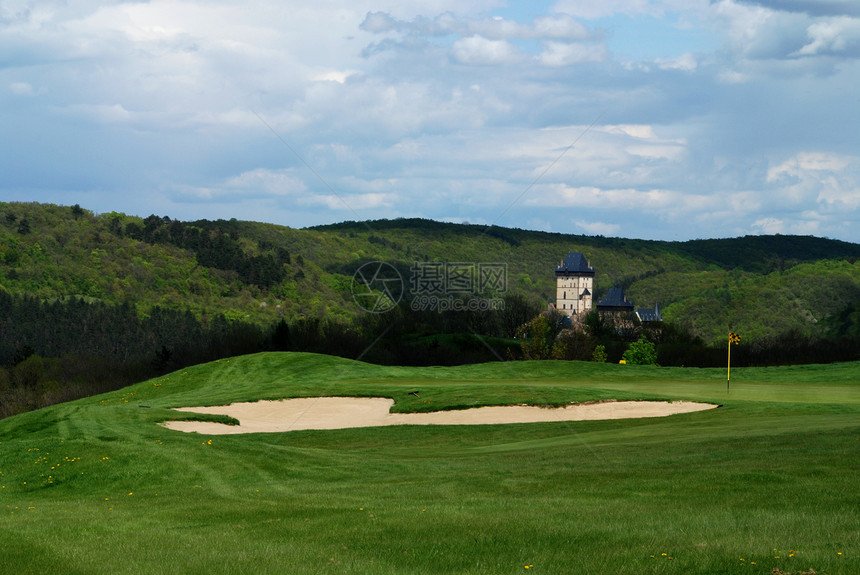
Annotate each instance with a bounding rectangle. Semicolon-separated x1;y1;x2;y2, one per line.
1;353;858;574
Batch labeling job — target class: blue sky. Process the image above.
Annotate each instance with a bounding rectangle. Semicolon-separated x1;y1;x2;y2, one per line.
2;0;859;242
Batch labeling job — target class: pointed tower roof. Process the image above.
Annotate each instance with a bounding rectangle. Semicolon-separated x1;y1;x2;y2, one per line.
556;252;595;276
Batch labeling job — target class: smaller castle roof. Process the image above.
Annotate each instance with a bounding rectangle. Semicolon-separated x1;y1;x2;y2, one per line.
635;303;662;323
596;286;634;310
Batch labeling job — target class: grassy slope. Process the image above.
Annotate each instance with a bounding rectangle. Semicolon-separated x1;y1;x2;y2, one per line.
1;352;857;574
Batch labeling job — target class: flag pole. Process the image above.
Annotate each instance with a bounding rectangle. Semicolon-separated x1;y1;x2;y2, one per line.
727;334;731;393
727;332;740;394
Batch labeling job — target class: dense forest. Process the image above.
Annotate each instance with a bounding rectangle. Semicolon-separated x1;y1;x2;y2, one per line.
2;201;859;418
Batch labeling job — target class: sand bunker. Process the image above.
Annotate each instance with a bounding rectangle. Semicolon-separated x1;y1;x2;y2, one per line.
161;397;717;435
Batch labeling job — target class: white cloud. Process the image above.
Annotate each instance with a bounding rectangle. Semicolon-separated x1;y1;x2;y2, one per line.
537;41;606;65
751;216;786;234
223;169;308;197
711;0;811;60
451;35;523;64
751;216;820;235
177;168;308;201
533;15;592;39
471;14;592;40
312;70;360;84
794;16;860;55
552;0;660;20
535;185;684;210
1;0;858;242
766;152;860;212
9;82;35;96
360;11;399;33
62;103;134;123
299;193;396;210
727;191;764;213
767;152;850;180
604;125;657;139
655;53;698;70
361;11;594;41
575;219;620;235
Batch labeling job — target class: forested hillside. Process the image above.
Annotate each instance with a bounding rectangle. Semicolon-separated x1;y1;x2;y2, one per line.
3;201;860;347
2;201;859;417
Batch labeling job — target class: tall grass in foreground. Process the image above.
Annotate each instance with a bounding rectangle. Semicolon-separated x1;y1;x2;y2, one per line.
1;352;858;574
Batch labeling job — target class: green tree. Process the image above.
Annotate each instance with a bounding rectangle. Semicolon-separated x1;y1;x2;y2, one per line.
592;344;607;362
517;310;565;360
551;328;596;361
621;335;657;365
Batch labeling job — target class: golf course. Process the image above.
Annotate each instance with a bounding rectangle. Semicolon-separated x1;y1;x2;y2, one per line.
1;352;857;574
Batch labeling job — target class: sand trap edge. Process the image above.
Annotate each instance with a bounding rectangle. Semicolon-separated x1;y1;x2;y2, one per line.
159;397;719;435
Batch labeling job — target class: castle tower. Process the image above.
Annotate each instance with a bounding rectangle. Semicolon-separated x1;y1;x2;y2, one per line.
555;252;594;318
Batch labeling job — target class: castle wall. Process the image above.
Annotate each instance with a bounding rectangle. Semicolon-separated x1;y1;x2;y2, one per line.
555;273;593;317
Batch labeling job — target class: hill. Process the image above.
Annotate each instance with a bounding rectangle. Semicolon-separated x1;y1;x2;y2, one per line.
2;201;860;349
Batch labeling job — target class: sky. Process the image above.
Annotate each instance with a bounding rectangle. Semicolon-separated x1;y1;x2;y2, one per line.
2;0;859;242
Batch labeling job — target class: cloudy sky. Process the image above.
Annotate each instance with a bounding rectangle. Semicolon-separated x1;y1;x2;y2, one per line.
2;0;859;242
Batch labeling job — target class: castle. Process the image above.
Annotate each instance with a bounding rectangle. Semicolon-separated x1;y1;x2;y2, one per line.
555;252;594;316
555;252;661;323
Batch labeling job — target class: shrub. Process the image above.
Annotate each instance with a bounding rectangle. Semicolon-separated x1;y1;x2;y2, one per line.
592;344;607;363
621;335;657;365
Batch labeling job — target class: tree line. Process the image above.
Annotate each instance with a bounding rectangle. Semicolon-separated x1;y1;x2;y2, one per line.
515;308;860;367
0;292;267;418
2;286;859;420
0;291;543;418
